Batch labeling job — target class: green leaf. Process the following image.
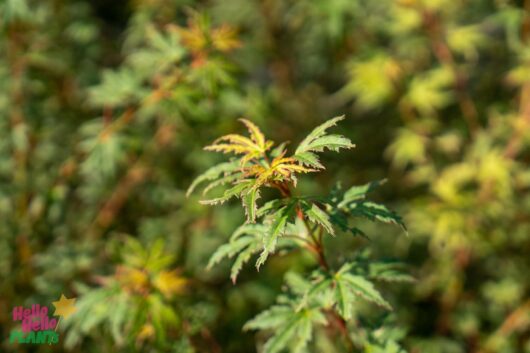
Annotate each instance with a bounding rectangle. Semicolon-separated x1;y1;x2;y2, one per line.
344;54;398;109
338;179;387;207
242;188;260;223
186;160;239;197
404;66;454;116
300;276;333;310
202;172;242;195
199;180;253;205
207;236;255;269
256;202;296;270
303;202;335;236
262;314;301;353
110;294;129;345
244;305;293;331
89;68;146;107
270;141;288;158
207;224;266;282
328;211;367;238
340;273;392;310
295;116;354;156
293;151;324;169
256;199;283;218
335;276;355;319
230;223;268;242
348;201;407;232
284;272;312;296
245;305;327;353
292;314;313;353
230;244;260;283
368;262;415;283
300;135;353;153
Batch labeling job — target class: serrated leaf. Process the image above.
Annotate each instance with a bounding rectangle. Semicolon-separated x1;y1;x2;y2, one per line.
186;161;239;197
335;276;355;319
304;202;335;236
256;202;296;270
240;118;267;150
293;151;325;169
263;315;300;353
340;273;392;310
368;262;415;283
230;244;260;283
292;314;312;353
200;180;253;205
348;201;407;232
339;179;387;207
257;199;283;218
329;211;367;238
246;306;325;353
284;272;311;296
243;188;260;223
299;276;333;311
244;305;293;331
300;134;353;153
229;223;268;242
270;142;288;158
207;236;255;269
202;172;242;195
207;224;266;282
110;294;129;345
295;116;354;156
204;120;271;164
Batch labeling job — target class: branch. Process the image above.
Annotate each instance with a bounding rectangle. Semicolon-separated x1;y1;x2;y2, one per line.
421;9;480;136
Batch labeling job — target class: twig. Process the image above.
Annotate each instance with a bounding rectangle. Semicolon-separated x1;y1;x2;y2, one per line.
475;299;530;353
504;0;530;158
421;9;480;136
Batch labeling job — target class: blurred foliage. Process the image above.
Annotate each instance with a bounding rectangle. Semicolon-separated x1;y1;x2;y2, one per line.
1;0;530;352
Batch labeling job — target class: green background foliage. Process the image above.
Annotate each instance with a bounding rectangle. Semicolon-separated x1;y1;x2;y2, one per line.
1;0;530;352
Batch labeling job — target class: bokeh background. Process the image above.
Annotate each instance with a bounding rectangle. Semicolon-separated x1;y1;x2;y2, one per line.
1;0;530;352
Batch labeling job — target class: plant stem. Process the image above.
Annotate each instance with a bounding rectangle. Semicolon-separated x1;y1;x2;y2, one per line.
421;8;479;137
279;182;355;350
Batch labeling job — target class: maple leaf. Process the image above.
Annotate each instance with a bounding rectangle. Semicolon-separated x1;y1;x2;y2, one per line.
204;119;273;165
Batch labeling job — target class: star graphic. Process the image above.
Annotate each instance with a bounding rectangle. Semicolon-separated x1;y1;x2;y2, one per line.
52;294;77;319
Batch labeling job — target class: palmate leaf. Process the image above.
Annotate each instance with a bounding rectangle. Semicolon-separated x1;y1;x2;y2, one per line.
301;264;392;320
244;304;327;353
294;115;355;169
246;155;317;190
240;118;266;150
204;119;273;163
